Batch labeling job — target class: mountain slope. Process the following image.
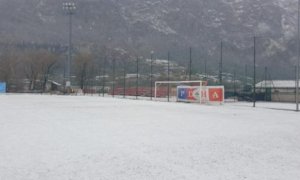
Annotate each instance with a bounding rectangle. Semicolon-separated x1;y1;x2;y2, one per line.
0;0;298;78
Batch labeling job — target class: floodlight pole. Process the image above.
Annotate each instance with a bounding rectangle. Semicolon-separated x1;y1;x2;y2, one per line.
297;0;300;111
63;2;76;92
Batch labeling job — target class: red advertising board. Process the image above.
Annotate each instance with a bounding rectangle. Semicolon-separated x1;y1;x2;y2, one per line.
187;88;197;101
208;88;224;102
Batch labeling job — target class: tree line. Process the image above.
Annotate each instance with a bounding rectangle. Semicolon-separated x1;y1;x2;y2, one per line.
0;46;150;93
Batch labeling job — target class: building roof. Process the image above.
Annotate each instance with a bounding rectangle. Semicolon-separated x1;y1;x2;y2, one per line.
256;80;299;88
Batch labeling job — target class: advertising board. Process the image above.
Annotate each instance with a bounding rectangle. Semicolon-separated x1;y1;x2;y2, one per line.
177;86;224;104
0;82;6;93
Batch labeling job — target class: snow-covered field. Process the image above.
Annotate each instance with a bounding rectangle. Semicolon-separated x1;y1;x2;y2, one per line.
0;94;299;180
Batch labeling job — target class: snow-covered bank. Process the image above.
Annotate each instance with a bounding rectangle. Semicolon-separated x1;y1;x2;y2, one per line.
0;94;299;180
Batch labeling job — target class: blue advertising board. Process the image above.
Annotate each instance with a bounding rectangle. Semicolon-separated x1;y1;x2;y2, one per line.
177;87;188;100
177;86;200;103
0;82;6;93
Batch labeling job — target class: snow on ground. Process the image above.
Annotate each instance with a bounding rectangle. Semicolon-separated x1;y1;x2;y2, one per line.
0;94;299;180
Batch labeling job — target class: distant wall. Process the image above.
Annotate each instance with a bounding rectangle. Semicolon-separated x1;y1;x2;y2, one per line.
272;92;297;103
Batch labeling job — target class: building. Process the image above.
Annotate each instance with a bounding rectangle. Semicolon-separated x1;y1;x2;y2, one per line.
256;80;300;102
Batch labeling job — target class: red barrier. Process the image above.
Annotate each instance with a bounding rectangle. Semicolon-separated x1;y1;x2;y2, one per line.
109;87;170;97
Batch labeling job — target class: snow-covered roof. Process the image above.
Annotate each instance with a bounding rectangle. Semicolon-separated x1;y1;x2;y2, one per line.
256;80;299;88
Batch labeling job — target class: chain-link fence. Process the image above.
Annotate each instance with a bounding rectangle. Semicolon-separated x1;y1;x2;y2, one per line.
0;38;299;111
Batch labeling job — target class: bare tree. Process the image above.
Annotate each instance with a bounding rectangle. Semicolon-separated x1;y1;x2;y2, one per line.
74;52;93;90
0;50;21;91
40;52;59;92
22;50;58;92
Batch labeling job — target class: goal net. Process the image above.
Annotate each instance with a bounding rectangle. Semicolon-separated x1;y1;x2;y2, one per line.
154;80;224;104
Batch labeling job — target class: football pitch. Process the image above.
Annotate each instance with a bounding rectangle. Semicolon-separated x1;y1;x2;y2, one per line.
0;94;299;180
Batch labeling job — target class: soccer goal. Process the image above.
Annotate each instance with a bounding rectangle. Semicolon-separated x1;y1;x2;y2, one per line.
154;80;225;104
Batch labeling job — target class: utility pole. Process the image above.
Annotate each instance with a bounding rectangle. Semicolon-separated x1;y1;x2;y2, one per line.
219;41;223;85
63;2;76;93
253;36;256;108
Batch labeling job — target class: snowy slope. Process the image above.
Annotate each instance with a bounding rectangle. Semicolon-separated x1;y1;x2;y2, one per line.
0;0;296;45
0;94;299;179
0;0;298;78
